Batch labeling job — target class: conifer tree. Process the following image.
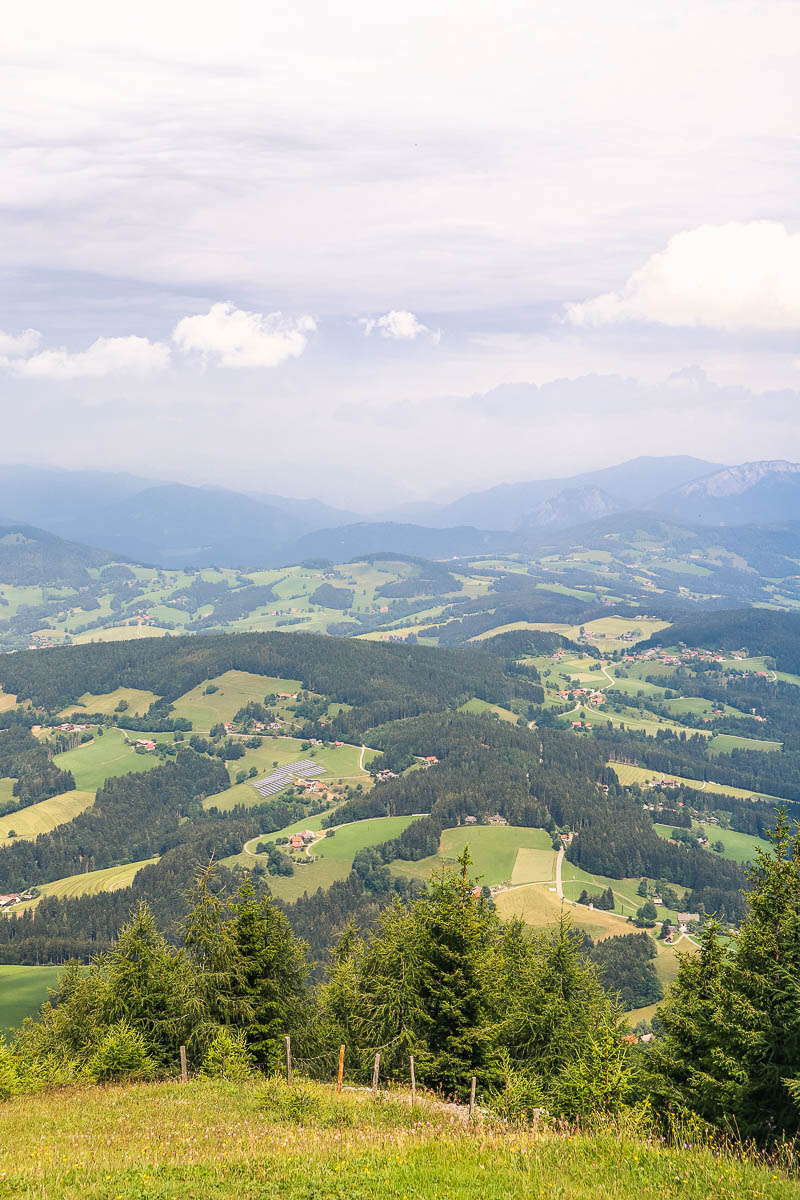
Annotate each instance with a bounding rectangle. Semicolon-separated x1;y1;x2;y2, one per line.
413;849;501;1096
229;881;308;1070
649;809;800;1141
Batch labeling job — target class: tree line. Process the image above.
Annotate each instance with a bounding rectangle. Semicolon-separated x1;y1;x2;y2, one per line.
3;829;800;1148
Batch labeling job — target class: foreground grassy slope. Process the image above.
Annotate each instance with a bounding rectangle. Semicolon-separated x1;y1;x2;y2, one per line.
0;1077;793;1200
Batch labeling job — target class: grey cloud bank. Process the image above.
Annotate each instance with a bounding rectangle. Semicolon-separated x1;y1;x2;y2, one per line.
0;0;798;503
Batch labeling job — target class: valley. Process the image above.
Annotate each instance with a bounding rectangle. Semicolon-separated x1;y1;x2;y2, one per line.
0;461;798;1123
0;598;793;1036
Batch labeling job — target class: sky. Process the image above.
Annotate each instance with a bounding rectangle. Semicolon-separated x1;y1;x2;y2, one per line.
1;0;799;510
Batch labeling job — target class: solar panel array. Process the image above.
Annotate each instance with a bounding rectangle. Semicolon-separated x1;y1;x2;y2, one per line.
252;759;326;798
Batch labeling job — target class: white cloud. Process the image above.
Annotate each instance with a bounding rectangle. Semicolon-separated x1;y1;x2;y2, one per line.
361;310;439;342
172;302;316;369
5;335;170;379
565;222;800;333
0;328;41;357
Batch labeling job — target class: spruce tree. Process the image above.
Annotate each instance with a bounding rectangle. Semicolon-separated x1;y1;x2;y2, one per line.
414;849;502;1097
649;809;800;1142
229;881;308;1070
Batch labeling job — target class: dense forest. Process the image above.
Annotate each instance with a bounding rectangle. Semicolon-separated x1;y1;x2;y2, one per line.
0;631;535;722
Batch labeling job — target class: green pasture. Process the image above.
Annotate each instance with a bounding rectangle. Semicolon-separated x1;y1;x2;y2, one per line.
708;732;782;755
495;882;630;941
595;705;709;740
171;670;303;730
609;760;786;803
560;859;686;924
0;584;47;618
223;810;332;870
391;825;555;889
205;738;374;811
62;686;160;718
72;624;173;644
775;669;800;688
0;790;95;843
0;964;63;1034
653;822;772;865
53;728;161;791
255;815;417;902
0;687;17;712
605;675;668;699
15;857;158;910
458;697;521;723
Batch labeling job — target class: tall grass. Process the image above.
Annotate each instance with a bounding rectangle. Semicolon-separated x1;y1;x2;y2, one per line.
0;1076;796;1199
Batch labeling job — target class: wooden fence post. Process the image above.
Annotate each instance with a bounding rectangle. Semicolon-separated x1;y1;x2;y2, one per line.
371;1052;381;1094
337;1044;345;1094
179;1045;188;1084
410;1056;416;1107
469;1076;476;1120
285;1035;292;1086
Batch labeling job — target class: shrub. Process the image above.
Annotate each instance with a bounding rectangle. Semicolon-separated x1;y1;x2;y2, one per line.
487;1050;545;1123
0;1037;21;1100
201;1029;254;1080
87;1020;156;1083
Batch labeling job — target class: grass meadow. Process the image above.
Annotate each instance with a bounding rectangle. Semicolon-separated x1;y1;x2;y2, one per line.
390;825;555;889
653;822;771;865
559;858;686;925
0;1076;794;1200
14;857;157;911
708;732;783;755
0;790;95;843
458;697;521;723
255;815;417;902
170;670;303;730
53;728;161;791
609;760;786;803
62;686;160;717
205;738;374;812
0;964;61;1034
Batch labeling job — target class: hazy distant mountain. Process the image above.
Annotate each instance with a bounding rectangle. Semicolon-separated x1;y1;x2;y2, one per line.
253;493;359;529
0;525;115;585
0;466;154;533
521;509;800;582
652;461;800;525
70;484;309;568
280;522;512;564
522;485;623;530
0;467;357;568
407;456;720;530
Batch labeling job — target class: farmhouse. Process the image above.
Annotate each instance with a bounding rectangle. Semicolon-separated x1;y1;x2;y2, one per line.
135;739;157;751
0;894;21;908
289;835;305;850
